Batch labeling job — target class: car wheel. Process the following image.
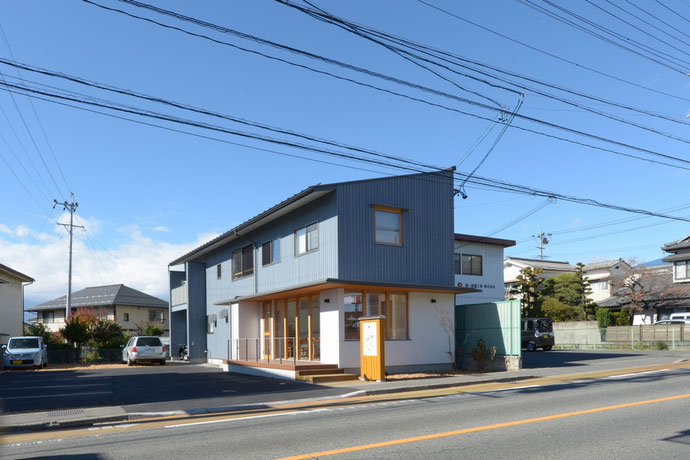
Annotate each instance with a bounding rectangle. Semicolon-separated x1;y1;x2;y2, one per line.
542;346;552;351
42;361;48;368
527;342;537;352
159;359;166;365
127;354;134;366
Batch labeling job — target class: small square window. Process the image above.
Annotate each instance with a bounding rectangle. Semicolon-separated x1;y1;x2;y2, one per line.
295;224;318;255
461;254;482;276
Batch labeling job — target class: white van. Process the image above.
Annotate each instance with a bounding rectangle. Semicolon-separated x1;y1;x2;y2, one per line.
668;313;690;324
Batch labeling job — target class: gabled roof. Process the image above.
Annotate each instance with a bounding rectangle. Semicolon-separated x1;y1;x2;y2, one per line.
0;263;34;283
454;233;516;247
170;169;455;266
662;235;690;253
504;257;576;272
583;259;628;272
28;284;167;312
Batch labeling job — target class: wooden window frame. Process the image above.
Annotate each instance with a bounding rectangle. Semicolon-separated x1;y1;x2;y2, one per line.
374;206;403;246
345;289;409;341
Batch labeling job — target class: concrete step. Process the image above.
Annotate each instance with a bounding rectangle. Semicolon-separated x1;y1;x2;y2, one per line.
299;373;360;383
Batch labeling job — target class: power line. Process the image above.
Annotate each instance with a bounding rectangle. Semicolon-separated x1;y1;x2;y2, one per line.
654;0;690;24
417;0;690;103
606;0;690;48
2;66;690;224
78;3;690;169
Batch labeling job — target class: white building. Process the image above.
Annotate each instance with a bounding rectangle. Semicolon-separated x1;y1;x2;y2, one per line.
454;234;516;305
503;257;576;298
582;259;631;303
0;263;34;345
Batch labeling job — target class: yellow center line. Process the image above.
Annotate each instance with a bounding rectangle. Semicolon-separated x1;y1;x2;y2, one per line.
277;392;690;460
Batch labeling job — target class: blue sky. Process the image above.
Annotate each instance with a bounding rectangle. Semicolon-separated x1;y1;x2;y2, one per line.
1;0;689;306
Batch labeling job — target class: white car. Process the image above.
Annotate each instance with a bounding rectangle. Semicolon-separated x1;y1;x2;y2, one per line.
2;336;48;369
121;336;166;366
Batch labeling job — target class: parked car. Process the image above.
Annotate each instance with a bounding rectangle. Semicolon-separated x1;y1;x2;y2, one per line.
121;336;166;365
2;336;48;369
667;313;690;324
521;318;554;351
652;319;686;326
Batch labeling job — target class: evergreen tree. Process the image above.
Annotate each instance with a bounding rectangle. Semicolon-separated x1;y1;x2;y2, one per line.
510;267;544;317
575;262;595;320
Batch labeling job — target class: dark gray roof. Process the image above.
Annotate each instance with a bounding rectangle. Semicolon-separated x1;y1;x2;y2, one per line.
504;257;576;272
662;253;690;263
662;235;690;253
454;233;516;247
28;284;167;312
0;263;34;282
583;259;627;272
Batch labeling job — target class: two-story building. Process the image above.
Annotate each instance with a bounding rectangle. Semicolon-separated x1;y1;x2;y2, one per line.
0;263;34;345
503;257;576;298
169;169;473;377
28;284;169;335
454;234;515;305
582;259;631;303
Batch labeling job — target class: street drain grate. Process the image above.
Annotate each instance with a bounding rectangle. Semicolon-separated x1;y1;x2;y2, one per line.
47;409;84;417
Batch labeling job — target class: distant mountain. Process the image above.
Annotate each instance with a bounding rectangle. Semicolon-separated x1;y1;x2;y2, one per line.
638;258;670;267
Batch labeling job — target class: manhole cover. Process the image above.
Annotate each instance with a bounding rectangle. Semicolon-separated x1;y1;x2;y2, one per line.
47;409;84;417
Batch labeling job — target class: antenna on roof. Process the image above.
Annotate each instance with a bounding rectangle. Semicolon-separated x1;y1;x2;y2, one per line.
532;228;552;260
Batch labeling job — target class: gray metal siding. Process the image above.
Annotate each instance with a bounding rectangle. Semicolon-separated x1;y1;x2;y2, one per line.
337;170;455;286
186;262;208;360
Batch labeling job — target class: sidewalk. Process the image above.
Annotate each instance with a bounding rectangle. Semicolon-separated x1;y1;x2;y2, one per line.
2;352;688;433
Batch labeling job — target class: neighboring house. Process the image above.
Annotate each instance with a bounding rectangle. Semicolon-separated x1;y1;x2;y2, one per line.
28;284;169;335
582;259;631;303
454;234;516;305
169;169;472;375
503;257;576;298
0;263;34;345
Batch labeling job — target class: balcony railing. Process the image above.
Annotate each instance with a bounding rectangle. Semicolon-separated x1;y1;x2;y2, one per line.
171;284;187;307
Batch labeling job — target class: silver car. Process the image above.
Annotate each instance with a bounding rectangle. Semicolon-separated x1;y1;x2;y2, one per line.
2;336;48;369
122;336;166;366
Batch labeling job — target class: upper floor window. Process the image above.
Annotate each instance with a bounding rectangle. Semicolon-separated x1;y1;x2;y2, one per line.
42;311;54;323
374;207;402;245
454;254;461;275
295;223;318;255
675;261;689;280
590;279;609;290
462;254;482;276
216;264;222;280
149;310;164;323
233;245;254;279
262;238;281;266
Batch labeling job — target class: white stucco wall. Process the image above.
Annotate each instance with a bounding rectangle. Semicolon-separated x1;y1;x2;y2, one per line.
0;274;25;344
338;292;455;371
319;288;341;365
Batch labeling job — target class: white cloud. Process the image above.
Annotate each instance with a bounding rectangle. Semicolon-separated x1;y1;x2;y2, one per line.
152;226;172;232
0;222;218;306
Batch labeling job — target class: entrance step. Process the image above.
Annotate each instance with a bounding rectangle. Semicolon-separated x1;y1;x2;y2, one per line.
297;372;360;384
296;367;345;377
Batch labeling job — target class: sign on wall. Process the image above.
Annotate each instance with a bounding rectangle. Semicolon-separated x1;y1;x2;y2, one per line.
362;322;377;356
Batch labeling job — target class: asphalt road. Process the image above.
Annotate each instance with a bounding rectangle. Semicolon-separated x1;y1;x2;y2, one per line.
3;364;690;459
0;363;351;414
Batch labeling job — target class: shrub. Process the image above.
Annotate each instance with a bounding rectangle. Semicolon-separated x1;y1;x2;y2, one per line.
618;307;631;326
470;338;497;372
61;315;91;349
91;319;123;348
655;341;669;350
596;308;611;329
541;297;585;322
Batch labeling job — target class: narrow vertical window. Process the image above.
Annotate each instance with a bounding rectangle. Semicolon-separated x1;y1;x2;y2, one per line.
344;291;364;340
454;254;461;275
217;264;222;280
262;238;281;266
374;207;402;245
387;293;408;340
233;245;254;279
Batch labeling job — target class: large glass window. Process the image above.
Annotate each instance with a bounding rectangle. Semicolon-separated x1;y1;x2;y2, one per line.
311;296;320;361
344;291;364;340
233;244;254;279
461;254;483;276
675;261;689;280
375;207;402;245
387;293;408;340
366;292;386;316
262;238;281;266
295;223;319;255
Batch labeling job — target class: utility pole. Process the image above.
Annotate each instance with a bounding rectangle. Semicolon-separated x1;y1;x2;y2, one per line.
532;228;552;260
54;193;83;322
